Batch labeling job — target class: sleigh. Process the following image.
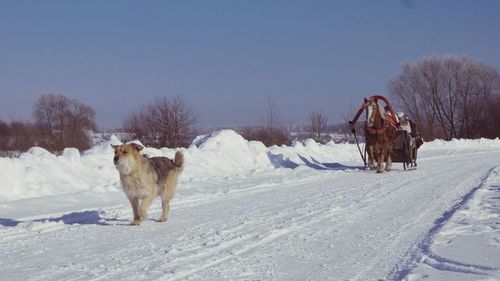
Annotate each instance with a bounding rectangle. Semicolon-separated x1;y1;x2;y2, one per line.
348;95;420;171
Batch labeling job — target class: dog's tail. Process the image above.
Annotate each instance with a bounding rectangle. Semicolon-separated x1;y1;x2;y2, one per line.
174;151;184;171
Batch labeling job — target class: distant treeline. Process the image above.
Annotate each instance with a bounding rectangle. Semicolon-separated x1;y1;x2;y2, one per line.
0;93;96;153
0;93;352;154
389;55;500;140
1;55;499;153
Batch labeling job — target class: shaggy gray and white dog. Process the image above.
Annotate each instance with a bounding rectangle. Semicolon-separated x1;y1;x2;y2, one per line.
112;143;183;225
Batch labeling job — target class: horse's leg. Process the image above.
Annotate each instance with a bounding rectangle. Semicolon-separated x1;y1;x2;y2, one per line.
385;144;393;171
386;128;397;171
376;146;385;173
368;144;377;170
367;145;373;169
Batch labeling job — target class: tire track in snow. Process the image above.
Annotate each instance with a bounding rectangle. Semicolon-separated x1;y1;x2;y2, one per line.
86;172;386;281
0;165;456;281
154;171;425;280
0;173;342;281
387;165;499;280
162;206;343;281
143;182;348;280
2;148;499;281
285;151;500;280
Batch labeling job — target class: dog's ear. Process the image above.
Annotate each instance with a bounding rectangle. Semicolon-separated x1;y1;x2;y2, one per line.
111;144;119;150
131;143;144;152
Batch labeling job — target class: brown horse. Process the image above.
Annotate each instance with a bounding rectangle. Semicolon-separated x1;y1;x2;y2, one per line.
364;98;397;173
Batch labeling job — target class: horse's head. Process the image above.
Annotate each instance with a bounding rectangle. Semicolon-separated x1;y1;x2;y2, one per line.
365;98;382;127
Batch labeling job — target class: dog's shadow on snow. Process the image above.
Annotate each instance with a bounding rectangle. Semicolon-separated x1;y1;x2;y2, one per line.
0;211;130;228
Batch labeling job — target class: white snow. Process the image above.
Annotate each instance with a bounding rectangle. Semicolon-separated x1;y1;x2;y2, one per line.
0;130;499;280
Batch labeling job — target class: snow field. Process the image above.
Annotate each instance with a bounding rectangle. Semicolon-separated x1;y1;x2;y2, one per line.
0;130;499;280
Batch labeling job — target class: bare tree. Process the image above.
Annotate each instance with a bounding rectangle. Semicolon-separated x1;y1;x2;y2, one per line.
33;93;96;151
0;119;40;154
124;95;197;148
264;97;281;130
389;55;500;140
483;94;500;138
169;95;198;147
240;97;292;146
0;119;11;151
456;60;499;138
264;97;292;146
306;110;328;143
67;99;97;149
10;120;38;152
33;94;57;148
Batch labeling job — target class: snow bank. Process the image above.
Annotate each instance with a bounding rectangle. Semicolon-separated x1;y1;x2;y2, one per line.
267;139;361;169
184;130;273;178
0;140;121;202
419;137;500;158
1;130;499;202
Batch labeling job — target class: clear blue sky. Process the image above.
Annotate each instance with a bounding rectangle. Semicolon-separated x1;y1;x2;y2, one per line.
1;0;499;128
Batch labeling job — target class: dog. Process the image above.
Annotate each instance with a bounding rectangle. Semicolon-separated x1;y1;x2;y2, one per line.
112;143;184;225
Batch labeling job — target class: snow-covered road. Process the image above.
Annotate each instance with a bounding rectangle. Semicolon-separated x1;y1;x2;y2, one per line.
1;132;499;280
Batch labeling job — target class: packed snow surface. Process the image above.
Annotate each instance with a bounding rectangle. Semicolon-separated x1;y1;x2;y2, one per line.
0;130;499;280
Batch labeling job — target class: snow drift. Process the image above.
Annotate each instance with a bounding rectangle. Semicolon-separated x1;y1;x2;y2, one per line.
0;129;499;202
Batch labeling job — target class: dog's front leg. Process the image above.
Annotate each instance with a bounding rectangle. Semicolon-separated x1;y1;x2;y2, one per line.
128;196;141;225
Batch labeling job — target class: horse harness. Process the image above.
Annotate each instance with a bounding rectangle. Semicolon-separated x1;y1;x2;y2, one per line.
365;118;398;136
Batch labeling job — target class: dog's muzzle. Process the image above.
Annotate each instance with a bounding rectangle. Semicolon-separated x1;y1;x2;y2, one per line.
113;156;118;165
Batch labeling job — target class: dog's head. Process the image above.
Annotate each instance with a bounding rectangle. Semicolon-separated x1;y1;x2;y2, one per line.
111;143;144;174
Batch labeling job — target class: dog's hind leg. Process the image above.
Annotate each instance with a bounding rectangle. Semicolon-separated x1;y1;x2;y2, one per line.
129;197;141;225
159;197;170;222
139;195;155;220
159;171;178;222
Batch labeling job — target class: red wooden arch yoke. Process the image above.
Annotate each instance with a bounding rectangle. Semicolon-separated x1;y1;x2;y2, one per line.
348;95;399;128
